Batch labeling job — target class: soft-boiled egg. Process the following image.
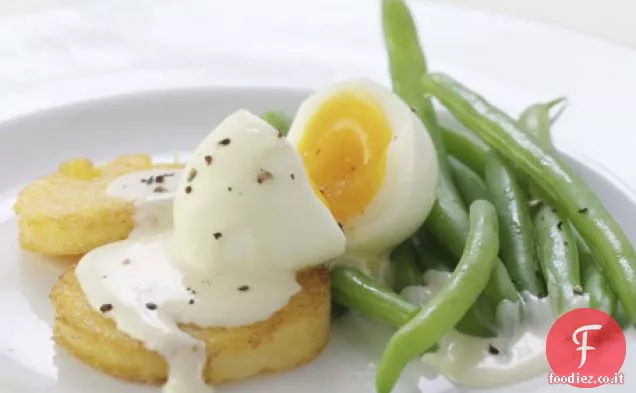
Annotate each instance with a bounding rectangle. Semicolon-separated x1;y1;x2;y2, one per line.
287;79;439;253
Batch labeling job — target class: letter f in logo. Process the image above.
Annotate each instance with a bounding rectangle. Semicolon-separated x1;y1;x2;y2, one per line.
572;324;603;368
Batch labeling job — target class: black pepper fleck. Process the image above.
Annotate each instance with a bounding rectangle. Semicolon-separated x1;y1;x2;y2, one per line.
102;275;108;279
189;299;195;305
141;176;155;185
155;175;165;184
338;222;344;231
551;207;557;213
557;221;564;230
410;107;416;113
578;208;589;214
573;285;584;295
228;186;233;192
100;304;113;313
218;138;231;146
290;173;295;180
213;232;223;240
122;259;131;266
204;155;213;165
185;185;193;194
238;285;250;292
145;303;158;311
187;168;198;182
488;345;500;355
256;169;274;184
153;185;167;193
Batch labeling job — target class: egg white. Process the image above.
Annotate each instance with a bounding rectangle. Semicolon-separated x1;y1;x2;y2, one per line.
172;109;346;274
287;79;439;253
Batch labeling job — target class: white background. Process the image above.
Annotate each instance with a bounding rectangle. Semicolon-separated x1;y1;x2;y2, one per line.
439;0;636;49
1;0;636;48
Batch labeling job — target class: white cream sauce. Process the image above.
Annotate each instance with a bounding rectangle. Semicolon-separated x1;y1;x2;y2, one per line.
401;270;592;388
77;169;301;393
106;169;182;236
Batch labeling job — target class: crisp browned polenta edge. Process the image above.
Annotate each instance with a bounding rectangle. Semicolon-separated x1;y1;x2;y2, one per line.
51;266;331;385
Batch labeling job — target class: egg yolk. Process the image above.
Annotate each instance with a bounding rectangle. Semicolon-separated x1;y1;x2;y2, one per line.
296;92;392;225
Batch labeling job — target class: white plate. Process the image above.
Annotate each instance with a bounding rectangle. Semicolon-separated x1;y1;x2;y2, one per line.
1;1;636;392
1;87;635;393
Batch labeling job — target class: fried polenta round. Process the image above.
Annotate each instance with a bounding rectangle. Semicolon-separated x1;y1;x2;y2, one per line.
51;266;331;385
14;155;183;256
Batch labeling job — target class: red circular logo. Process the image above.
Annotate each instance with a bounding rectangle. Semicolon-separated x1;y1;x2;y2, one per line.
546;308;626;388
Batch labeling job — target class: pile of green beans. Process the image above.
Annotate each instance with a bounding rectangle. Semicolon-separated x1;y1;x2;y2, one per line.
264;1;635;392
419;71;636;320
377;200;499;393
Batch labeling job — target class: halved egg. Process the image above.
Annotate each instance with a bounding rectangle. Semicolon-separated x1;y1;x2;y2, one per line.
287;79;439;253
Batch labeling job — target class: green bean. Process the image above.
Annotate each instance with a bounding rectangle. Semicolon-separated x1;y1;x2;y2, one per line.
382;0;519;309
520;97;618;317
577;233;617;316
261;111;292;136
411;234;498;337
406;234;498;337
518;97;567;144
518;99;586;314
485;152;545;295
425;177;470;253
420;72;636;321
449;156;490;205
331;265;418;328
332;261;497;340
381;0;449;174
376;200;500;393
381;0;464;247
426;179;520;306
412;243;498;338
534;204;580;315
391;242;423;292
442;126;491;175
